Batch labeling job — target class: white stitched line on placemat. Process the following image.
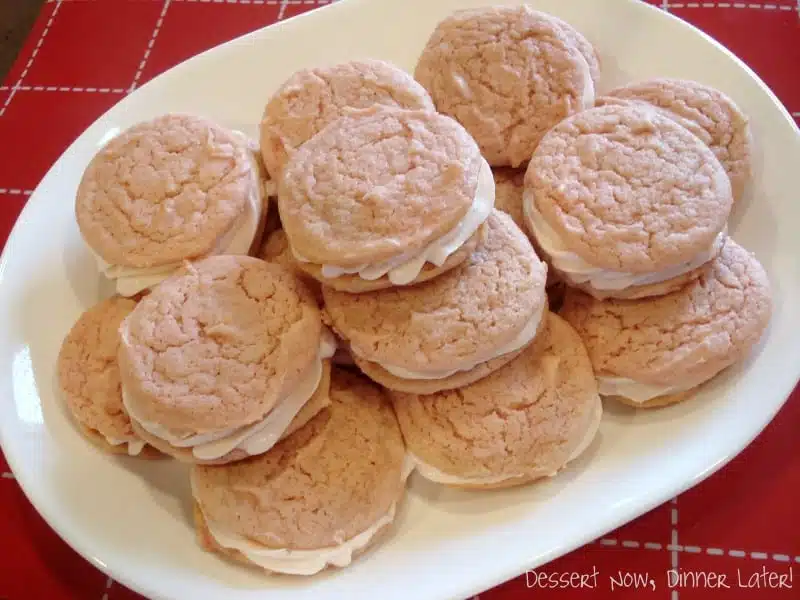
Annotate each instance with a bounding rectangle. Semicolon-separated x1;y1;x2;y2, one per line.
129;0;172;93
1;472;15;479
0;0;64;118
0;189;34;196
0;85;125;93
597;538;800;563
671;498;679;600
668;2;796;9
277;0;290;19
100;576;113;600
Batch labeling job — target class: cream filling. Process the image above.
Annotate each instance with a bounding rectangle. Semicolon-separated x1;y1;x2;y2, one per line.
597;375;692;404
105;437;146;457
93;150;265;297
292;158;495;286
408;397;602;486
360;301;545;381
523;192;726;292
123;330;337;460
195;455;415;576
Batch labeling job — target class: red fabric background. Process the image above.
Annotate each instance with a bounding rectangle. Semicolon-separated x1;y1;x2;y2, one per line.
0;1;798;599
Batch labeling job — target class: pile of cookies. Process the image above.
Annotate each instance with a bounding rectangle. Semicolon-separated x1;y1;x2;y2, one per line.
57;5;772;577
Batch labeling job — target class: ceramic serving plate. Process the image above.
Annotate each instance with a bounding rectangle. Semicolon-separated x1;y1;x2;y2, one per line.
0;1;798;599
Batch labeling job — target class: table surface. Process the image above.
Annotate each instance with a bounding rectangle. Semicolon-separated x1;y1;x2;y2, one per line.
0;1;798;599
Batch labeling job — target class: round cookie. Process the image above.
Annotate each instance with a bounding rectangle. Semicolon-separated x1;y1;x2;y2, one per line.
601;78;752;201
76;114;267;297
118;255;334;464
191;368;410;575
280;107;494;290
559;238;772;408
391;313;602;489
260;59;434;181
324;210;548;394
523;102;732;300
57;296;161;458
414;5;595;167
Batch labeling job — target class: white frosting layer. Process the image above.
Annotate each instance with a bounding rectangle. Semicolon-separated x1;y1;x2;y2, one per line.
195;454;415;576
363;300;545;381
523;192;726;292
94;149;265;297
123;330;336;460
106;437;146;456
597;375;691;404
292;157;495;286
205;503;397;575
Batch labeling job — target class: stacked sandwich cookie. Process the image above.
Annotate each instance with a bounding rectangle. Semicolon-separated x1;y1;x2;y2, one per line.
392;313;601;488
117;256;335;464
323;211;548;394
55;4;773;580
191;369;412;575
560;239;771;408
75;114;268;298
279;107;495;292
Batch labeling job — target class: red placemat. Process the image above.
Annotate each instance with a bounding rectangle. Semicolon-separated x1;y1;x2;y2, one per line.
0;1;798;599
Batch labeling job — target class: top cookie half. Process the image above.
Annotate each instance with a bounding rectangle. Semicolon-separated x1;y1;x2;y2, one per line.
279;107;491;275
75;114;263;270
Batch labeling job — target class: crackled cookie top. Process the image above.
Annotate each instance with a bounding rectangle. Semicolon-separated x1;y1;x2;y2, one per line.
76;114;257;268
525;103;732;272
391;313;600;479
560;238;772;386
492;168;526;232
549;14;601;87
414;5;595;167
260;59;434;180
118;256;322;432
279;107;482;266
323;211;547;373
603;78;752;200
58;296;140;443
192;369;406;550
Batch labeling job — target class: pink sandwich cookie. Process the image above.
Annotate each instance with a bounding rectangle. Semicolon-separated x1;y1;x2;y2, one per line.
76;114;268;297
560;239;772;408
118;256;336;464
414;5;596;168
280;107;495;292
191;369;412;575
57;296;161;458
523;103;732;300
324;211;548;394
391;313;602;489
